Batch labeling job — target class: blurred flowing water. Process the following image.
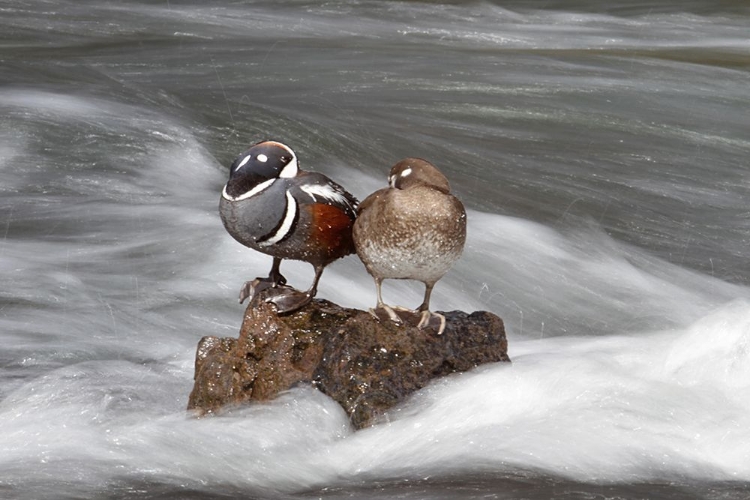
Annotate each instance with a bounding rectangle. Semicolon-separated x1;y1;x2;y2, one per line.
1;1;750;498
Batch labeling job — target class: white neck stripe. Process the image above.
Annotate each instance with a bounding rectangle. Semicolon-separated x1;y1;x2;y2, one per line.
258;191;297;247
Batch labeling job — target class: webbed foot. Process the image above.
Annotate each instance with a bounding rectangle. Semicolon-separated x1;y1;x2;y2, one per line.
417;310;446;335
239;278;276;304
239;280;313;314
368;304;404;325
265;288;313;314
238;267;289;304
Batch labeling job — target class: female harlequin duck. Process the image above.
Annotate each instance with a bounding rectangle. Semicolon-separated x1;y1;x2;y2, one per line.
219;140;358;313
353;158;466;334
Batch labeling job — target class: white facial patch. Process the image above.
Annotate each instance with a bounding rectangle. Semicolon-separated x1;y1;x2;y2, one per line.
279;155;299;178
221;177;275;202
258;191;298;247
389;175;396;188
301;183;354;211
400;167;412;178
257;154;268;163
235;154;251;171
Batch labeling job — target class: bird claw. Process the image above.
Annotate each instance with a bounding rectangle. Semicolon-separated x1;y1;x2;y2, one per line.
369;305;404;325
366;308;382;322
417;311;446;335
368;305;445;333
393;305;416;313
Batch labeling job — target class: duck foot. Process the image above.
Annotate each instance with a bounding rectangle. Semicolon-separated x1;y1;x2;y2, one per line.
265;288;313;314
239;277;277;304
382;307;446;335
367;306;444;333
368;304;404;325
417;310;446;335
240;280;313;314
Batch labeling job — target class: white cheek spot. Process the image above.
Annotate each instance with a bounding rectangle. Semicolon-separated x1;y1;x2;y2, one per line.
389;175;396;188
400;167;412;178
235;155;251;171
256;154;268;163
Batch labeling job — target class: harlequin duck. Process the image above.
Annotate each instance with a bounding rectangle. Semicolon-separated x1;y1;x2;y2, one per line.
219;140;358;313
353;158;466;334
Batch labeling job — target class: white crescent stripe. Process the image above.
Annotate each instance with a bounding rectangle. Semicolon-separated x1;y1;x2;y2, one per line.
279;156;299;178
300;183;352;209
221;178;275;201
258;190;297;247
235;154;252;171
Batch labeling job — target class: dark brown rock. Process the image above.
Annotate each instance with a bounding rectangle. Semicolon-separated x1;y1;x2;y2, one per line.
188;298;510;428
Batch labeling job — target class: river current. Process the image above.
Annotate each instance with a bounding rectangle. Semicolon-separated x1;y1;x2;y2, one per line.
1;1;749;498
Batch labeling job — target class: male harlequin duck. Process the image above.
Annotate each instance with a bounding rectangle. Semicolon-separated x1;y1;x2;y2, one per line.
219;140;358;313
353;158;466;334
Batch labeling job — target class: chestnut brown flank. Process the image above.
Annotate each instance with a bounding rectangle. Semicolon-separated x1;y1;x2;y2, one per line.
306;203;355;260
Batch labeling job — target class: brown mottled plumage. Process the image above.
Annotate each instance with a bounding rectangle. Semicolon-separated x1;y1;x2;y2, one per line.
353;158;467;334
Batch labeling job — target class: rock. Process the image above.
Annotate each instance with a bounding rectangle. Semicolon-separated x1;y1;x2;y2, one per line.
187;298;510;429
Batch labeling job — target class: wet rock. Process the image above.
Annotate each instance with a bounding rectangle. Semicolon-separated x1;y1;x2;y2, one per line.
188;298;510;429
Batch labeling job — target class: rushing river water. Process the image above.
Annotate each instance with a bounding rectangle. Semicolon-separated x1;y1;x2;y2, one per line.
2;1;750;498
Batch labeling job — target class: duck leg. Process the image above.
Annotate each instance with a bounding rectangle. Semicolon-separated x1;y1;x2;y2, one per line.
367;278;403;324
415;282;446;334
